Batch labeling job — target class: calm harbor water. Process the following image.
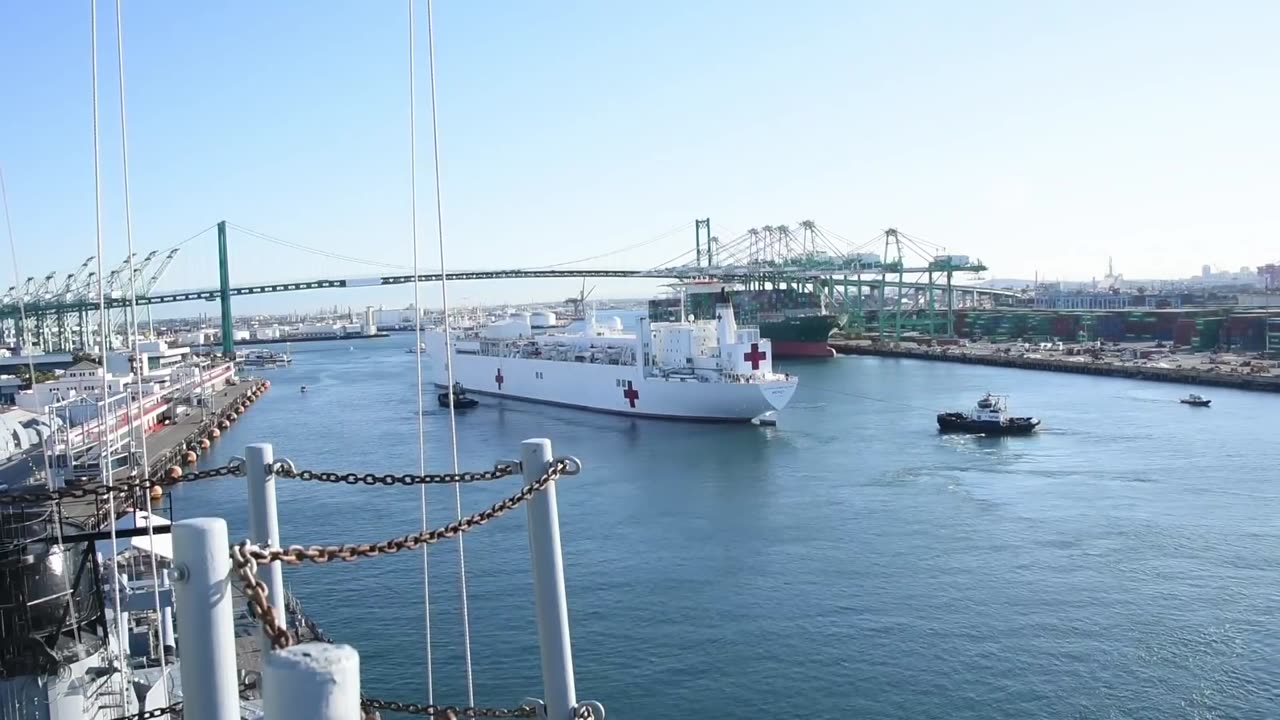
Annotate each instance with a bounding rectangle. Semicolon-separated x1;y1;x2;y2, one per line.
174;334;1280;719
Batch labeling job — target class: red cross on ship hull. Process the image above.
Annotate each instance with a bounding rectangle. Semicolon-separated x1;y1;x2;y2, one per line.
495;369;504;390
743;343;768;370
622;381;639;408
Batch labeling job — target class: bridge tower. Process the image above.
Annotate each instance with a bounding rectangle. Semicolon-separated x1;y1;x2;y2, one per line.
217;221;234;358
694;218;712;267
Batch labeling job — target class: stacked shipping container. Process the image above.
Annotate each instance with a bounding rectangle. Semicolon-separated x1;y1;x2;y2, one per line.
949;308;1280;349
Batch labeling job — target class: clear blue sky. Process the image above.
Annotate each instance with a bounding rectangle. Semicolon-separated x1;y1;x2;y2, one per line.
2;1;1277;314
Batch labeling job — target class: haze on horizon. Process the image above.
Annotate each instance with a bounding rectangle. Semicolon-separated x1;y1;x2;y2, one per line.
2;1;1277;316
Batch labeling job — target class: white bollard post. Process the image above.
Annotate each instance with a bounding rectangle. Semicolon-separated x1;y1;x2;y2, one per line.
245;443;287;650
172;518;240;720
522;439;578;719
263;643;361;720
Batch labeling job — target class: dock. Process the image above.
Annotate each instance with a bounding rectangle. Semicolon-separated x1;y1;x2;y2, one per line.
831;340;1280;392
60;374;270;530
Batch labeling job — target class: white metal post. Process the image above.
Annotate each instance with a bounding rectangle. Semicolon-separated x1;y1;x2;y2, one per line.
246;443;287;650
171;518;240;720
263;643;361;720
522;439;578;719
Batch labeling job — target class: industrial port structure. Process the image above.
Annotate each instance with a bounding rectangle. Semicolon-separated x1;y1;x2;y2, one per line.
0;219;1009;355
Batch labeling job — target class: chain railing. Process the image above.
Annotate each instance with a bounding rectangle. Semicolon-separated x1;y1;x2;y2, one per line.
0;456;526;507
0;464;241;505
112;679;258;720
230;458;576;652
107;439;597;720
272;461;519;486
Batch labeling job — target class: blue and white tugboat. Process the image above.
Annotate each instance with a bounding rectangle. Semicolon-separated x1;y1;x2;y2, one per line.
937;393;1040;435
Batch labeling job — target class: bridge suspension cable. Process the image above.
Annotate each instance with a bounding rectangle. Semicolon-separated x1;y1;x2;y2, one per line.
520;220;694;270
227;221;416;272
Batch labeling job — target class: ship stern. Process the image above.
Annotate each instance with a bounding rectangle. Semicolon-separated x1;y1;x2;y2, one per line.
760;376;799;411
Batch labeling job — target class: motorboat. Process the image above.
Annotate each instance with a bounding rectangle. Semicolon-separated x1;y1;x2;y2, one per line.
437;382;478;409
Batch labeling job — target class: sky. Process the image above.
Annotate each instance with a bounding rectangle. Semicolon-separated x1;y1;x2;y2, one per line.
1;0;1278;315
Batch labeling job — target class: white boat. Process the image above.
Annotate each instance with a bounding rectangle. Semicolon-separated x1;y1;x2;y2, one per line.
406;342;427;354
424;291;797;421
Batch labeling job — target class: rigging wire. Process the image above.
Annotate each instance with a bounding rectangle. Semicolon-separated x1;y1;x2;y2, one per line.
113;0;171;700
407;0;436;704
1;168;81;651
89;0;129;688
0;170;56;492
425;0;477;704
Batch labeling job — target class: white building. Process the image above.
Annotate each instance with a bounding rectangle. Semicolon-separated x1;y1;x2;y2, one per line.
14;361;131;422
104;340;192;381
372;305;423;327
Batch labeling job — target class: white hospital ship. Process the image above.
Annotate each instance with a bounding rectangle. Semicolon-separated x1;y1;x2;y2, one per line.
424;290;798;421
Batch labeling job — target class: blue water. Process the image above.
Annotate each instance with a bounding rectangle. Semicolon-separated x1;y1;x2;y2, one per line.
173;335;1280;719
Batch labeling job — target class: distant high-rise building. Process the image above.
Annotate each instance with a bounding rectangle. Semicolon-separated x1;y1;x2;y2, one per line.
1258;264;1280;290
1202;264;1212;277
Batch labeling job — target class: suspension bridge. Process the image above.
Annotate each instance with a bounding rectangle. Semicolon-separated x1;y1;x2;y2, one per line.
2;219;1017;353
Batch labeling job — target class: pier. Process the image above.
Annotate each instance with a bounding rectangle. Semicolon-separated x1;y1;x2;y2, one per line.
60;375;271;530
831;340;1280;392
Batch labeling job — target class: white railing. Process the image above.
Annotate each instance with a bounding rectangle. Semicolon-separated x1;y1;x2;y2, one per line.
169;438;600;720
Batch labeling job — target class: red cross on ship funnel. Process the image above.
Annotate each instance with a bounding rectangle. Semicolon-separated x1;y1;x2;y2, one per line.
743;342;767;370
622;380;639;408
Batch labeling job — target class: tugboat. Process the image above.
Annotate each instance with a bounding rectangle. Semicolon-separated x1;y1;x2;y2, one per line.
937;393;1039;435
1179;393;1211;407
438;382;479;409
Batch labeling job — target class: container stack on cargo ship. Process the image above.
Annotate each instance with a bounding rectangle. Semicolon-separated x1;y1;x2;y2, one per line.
951;308;1280;352
649;283;842;358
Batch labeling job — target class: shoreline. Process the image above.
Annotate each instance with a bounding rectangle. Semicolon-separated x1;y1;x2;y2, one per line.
829;341;1280;393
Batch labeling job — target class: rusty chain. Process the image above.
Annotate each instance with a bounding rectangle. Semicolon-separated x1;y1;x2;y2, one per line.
110;679;257;720
246;459;572;567
231;458;576;653
360;699;537;718
0;463;240;506
272;461;518;486
230;540;294;650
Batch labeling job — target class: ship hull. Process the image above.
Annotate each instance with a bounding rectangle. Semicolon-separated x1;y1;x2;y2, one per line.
650;293;839;358
768;339;837;358
936;413;1040;435
426;336;796;422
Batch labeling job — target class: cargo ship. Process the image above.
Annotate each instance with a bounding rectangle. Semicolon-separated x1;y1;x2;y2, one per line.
648;279;841;358
425;290;797;421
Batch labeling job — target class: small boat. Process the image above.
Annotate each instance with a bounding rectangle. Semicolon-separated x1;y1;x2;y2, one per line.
407;343;427;354
1180;393;1211;407
937;393;1039;435
300;385;308;393
437;382;478;409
